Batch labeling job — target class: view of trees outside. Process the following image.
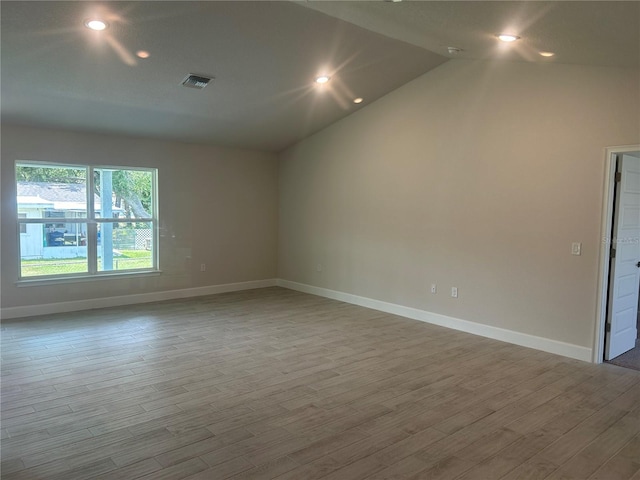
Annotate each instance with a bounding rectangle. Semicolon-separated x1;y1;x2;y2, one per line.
17;164;155;277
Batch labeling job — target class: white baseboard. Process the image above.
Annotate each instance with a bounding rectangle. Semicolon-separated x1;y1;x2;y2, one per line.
1;279;277;320
1;277;593;363
276;279;593;363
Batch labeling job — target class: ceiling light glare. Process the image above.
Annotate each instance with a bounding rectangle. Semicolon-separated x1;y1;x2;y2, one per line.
315;75;330;84
539;51;555;57
84;19;108;31
353;98;363;104
497;34;520;42
136;50;150;59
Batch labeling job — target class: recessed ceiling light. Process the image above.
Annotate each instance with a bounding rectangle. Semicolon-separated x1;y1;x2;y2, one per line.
353;98;363;104
315;75;330;84
84;19;108;31
539;51;555;57
136;50;150;59
497;34;520;43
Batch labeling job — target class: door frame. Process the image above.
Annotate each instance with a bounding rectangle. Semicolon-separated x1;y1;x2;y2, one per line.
594;144;640;363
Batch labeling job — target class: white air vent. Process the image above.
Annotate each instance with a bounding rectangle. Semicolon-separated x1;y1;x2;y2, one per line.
181;74;213;89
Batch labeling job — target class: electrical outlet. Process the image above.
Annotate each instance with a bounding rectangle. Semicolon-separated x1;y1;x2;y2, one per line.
431;284;437;294
200;263;206;272
451;287;458;298
316;263;323;272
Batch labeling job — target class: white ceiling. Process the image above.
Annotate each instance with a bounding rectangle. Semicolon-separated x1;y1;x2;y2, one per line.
2;1;638;152
304;1;640;68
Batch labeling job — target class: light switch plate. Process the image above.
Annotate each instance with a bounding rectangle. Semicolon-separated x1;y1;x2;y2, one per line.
571;242;582;256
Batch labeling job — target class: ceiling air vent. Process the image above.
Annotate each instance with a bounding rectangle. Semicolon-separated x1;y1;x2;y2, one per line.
181;74;213;89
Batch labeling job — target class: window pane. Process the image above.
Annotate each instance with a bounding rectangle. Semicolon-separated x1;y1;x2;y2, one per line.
95;168;154;219
20;222;88;277
98;222;154;272
16;164;87;219
18;213;27;234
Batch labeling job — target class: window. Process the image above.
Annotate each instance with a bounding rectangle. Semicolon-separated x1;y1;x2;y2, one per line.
18;214;27;234
16;162;158;279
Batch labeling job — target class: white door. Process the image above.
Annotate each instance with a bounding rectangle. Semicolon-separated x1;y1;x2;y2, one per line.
605;154;640;360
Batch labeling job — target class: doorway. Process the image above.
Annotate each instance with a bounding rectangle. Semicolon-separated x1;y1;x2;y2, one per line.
595;146;640;370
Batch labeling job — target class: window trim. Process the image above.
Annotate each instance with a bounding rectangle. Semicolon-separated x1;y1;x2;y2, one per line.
15;270;162;287
16;161;159;281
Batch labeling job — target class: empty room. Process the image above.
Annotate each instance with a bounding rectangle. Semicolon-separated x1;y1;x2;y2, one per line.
1;1;640;479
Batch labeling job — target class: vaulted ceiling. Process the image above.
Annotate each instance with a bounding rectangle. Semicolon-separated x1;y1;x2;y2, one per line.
2;1;638;152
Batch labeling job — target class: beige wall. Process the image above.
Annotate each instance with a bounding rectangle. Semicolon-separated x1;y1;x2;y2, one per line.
3;59;639;351
278;59;640;348
1;125;278;309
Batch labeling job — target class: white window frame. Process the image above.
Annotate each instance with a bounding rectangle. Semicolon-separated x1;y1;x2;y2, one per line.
16;161;159;281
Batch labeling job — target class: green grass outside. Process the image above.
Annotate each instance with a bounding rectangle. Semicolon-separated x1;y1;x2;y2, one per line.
21;249;153;277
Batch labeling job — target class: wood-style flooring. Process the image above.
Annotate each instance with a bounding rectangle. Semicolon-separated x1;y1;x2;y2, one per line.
2;287;640;479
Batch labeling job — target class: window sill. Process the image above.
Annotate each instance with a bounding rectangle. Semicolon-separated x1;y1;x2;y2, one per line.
15;270;162;287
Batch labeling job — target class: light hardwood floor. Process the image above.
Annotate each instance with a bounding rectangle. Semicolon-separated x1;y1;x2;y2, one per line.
2;287;639;480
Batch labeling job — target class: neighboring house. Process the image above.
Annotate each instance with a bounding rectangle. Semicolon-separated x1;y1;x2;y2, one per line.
17;182;122;259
